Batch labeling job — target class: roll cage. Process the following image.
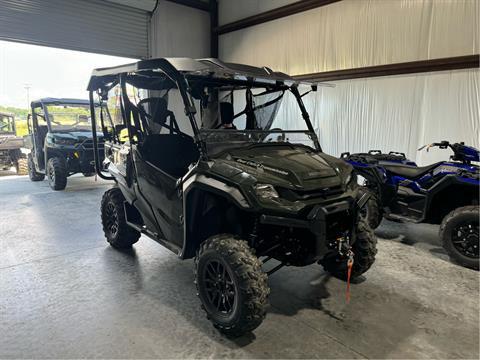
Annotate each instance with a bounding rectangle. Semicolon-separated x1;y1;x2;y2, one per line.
87;58;320;180
29;98;97;132
0;112;16;134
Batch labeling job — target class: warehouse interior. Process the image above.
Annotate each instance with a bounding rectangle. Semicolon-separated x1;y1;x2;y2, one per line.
0;0;478;358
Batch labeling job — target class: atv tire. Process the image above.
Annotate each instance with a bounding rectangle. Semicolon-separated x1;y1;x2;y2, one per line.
440;206;479;270
15;157;28;175
195;234;269;337
101;188;140;249
47;157;67;190
359;187;383;229
27;154;45;181
320;220;377;279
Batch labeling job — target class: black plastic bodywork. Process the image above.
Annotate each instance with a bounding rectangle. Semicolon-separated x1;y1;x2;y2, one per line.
88;57;362;266
343;150;479;224
25;98;104;176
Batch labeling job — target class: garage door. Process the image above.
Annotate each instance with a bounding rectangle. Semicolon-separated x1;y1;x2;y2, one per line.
0;0;149;58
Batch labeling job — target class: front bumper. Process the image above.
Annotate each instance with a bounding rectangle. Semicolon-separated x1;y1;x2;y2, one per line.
61;141;105;174
259;196;364;259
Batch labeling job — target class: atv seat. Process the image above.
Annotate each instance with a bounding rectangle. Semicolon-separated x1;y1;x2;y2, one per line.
382;162;442;179
140;134;199;178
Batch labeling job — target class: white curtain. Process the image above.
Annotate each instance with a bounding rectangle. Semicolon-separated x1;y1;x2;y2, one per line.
219;0;478;74
218;0;479;165
277;69;479;165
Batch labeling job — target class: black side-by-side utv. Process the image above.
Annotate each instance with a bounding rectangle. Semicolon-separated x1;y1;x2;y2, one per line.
0;112;28;174
24;98;104;190
87;58;377;336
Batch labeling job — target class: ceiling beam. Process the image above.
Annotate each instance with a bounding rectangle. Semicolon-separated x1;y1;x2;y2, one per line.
214;0;341;35
209;0;219;57
165;0;209;12
293;55;480;82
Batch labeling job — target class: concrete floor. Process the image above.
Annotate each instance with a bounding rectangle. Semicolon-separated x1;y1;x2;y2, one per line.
0;172;478;359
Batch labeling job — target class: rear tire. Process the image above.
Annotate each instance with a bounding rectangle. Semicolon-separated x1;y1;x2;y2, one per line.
440;206;479;270
358;187;382;229
27;154;45;181
195;234;269;337
320;220;378;279
47;157;67;190
15;157;28;175
101;187;140;249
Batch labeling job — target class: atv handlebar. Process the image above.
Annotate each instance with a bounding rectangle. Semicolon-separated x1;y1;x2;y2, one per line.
417;141;451;152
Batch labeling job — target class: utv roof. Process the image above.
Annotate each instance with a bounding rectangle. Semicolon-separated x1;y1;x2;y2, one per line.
31;98;90;107
87;57;315;91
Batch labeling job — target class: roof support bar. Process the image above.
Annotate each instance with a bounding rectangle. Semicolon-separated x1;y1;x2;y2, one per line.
293;55;480;82
214;0;341;35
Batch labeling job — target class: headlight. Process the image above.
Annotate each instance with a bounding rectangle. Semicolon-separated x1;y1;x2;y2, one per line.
255;184;279;199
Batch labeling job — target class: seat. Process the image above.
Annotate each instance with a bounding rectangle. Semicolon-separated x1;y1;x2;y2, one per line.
36;125;49;145
140;134;199;178
382;162;442;179
216;102;237;129
138;97;172;133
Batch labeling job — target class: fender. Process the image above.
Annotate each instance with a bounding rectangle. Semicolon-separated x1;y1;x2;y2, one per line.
423;174;479;222
180;174;251;259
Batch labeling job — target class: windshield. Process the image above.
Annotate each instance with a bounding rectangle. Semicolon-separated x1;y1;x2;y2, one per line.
189;80;318;154
0;113;15;133
45;104;102;132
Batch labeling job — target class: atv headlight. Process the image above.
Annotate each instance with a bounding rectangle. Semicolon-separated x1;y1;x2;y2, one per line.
255;184;279;199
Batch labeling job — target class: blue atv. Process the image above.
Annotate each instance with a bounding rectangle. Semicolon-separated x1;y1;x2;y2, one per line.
341;141;479;269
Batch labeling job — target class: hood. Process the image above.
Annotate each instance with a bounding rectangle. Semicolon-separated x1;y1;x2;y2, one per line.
51;131;97;141
210;144;351;190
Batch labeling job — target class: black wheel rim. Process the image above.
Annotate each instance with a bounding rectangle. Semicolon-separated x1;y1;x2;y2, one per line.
104;202;119;236
202;259;236;315
452;222;479;258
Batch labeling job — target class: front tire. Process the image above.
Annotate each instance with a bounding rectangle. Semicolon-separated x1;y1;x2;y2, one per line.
27;154;45;181
320;220;377;279
47;157;67;190
440;206;479;270
358;187;383;229
101;188;140;249
195;234;269;337
15;156;28;175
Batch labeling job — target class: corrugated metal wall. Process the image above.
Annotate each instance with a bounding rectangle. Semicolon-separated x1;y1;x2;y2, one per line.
0;0;148;58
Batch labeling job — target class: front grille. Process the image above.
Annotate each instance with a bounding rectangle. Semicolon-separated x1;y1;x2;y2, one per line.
277;185;344;201
0;150;10;162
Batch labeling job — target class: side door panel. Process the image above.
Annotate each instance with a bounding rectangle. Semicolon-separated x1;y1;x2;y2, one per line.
133;147;184;247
